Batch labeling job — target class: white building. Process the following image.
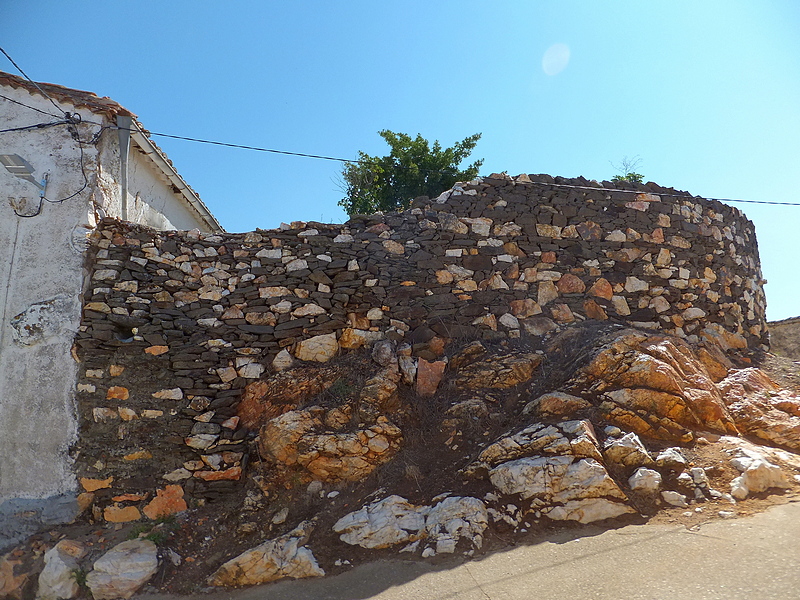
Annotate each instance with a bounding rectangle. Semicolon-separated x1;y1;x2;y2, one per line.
0;71;222;546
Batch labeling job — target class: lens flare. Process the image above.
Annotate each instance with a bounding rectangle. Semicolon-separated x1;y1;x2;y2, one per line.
542;43;571;76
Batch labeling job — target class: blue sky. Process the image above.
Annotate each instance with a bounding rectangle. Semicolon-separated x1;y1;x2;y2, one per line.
2;1;798;320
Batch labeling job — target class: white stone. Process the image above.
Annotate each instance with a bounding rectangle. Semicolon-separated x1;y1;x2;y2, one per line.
628;467;662;493
489;456;626;503
425;496;488;550
238;363;265;378
292;303;326;317
294;333;338;363
333;495;428;549
366;308;384;320
544;498;635;523
208;521;324;586
603;433;653;468
661;490;689;507
682;307;706;320
152;388;183;400
656;447;687;470
624;277;649;293
37;540;85;600
272;349;295;371
255;248;282;259
86;540;159;600
333;234;354;243
498;313;520;329
729;455;790;500
286;259;308;272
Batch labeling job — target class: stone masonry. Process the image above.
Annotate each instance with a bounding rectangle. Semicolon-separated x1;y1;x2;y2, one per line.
71;173;767;519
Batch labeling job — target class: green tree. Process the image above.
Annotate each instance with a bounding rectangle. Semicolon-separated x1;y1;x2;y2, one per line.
338;130;483;215
611;155;644;184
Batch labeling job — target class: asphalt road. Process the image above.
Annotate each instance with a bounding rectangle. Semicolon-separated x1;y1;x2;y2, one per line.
140;499;800;600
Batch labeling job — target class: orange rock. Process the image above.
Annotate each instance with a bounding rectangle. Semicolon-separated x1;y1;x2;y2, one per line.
80;476;113;492
103;505;141;523
109;365;125;376
145;345;169;356
143;485;188;519
583;299;608;320
528;392;590;418
194;467;242;481
426;337;447;357
416;359;446;397
0;554;30;600
112;493;146;502
588;277;613;300
123;450;152;461
106;386;129;400
237;366;340;429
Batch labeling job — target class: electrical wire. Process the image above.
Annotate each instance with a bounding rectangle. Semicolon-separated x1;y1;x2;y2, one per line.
1;50;798;210
0;92;63;118
0;120;73;134
0;46;67;117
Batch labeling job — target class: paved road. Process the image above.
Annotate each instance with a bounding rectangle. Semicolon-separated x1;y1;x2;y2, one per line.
140;500;800;600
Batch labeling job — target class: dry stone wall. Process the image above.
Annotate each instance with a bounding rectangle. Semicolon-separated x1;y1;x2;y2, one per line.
72;173;767;517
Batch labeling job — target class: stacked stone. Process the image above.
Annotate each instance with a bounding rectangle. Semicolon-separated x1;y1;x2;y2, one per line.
73;173;767;520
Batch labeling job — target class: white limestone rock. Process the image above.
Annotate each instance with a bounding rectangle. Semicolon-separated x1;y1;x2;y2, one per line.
544;498;635;523
424;496;489;552
86;540;158;600
603;433;654;468
628;467;662;493
729;454;790;500
37;540;85;600
208;521;324;586
661;490;689;507
489;456;627;503
655;447;687;470
294;333;338;363
333;495;428;549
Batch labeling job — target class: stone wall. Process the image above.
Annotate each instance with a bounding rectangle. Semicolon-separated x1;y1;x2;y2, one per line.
72;173;767;517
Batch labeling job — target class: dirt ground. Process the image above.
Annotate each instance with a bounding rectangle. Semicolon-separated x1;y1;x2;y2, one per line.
8;341;800;599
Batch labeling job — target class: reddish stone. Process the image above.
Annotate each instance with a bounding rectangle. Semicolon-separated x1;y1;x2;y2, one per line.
588;278;613;300
194;467;242;481
541;251;557;263
416;359;447;397
145;345;169;356
143;484;188;520
649;228;665;243
584;299;608;320
557;274;586;294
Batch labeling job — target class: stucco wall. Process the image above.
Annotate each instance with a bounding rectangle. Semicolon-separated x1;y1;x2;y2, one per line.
0;86;100;546
0;83;218;548
126;147;210;231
